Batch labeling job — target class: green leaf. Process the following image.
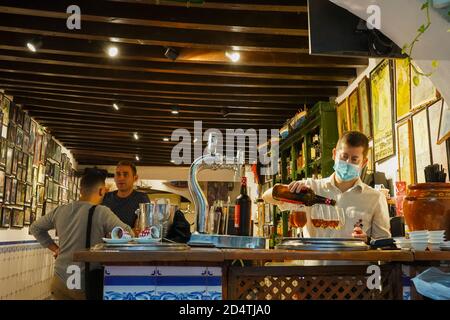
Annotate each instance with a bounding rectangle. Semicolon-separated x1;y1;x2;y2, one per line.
421;1;429;10
432;60;439;68
413;75;421;86
418;25;426;33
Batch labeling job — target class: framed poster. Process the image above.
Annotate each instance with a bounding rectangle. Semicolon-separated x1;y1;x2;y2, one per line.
11;149;19;176
413;108;432;183
25;185;32;205
23;113;31;134
16;108;25;128
411;63;439;110
40;134;48;162
0;138;6;168
1;207;11;228
7;123;16;145
0;94;10;126
35;206;43;220
38;164;45;184
55;143;62;163
16;128;24;149
33;134;42;166
24;206;32;226
429;100;449;178
438;100;450;145
4;176;12;204
371;59;395;162
37;185;45;205
17;182;25;205
348;89;361;131
358;77;372;138
0;170;4;200
23;134;29;153
397;120;415;186
5;146;13;175
11;209;24;228
27;155;33;185
29;121;36;154
337;99;349;137
10;178;17;205
367;146;374;174
395;59;412;120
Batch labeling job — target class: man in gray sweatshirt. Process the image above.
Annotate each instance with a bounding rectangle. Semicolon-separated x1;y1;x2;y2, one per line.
30;168;133;300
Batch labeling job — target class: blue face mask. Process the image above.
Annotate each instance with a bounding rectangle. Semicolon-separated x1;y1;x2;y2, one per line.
333;159;361;181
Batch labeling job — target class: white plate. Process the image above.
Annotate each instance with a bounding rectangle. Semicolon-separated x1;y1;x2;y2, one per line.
133;237;160;244
103;238;130;244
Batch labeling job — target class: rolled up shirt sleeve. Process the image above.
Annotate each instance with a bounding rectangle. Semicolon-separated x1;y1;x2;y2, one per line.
369;193;392;239
29;208;57;248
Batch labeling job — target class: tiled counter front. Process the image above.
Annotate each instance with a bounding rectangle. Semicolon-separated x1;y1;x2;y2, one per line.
0;242;54;300
103;266;222;300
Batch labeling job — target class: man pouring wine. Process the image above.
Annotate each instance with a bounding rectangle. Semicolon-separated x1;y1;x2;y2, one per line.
263;131;391;242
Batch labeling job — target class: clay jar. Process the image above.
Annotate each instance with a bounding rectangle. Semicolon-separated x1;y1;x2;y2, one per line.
403;183;450;238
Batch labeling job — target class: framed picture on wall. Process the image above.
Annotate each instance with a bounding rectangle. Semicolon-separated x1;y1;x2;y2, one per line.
11;208;24;228
367;146;374;173
24;206;32;226
0;138;7;168
7;123;16;145
337;99;350;137
29;121;36;154
438;100;450;145
36;206;43;220
25;184;32;205
5;145;13;175
55;143;62;163
4;176;12;204
23;134;30;153
397;120;415;186
411;63;439;110
360;77;374;134
17;182;25;205
371;59;395;162
33;133;42;166
16;127;24;149
348;88;361;131
16;107;25;128
11;149;19;176
395;59;412;121
10;178;17;205
429;100;449;179
1;207;12;228
0;94;10;126
27;155;33;185
0;170;4;200
23;113;31;134
412;108;432;183
40;134;48;162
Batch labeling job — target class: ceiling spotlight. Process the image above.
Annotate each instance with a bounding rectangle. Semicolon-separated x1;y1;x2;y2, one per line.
27;42;37;52
225;51;240;62
163;137;169;142
133;132;139;140
135;155;140;161
112;102;120;110
164;47;179;61
171;107;179;115
107;46;119;57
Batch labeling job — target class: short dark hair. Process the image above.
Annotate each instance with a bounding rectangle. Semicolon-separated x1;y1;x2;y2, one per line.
116;161;137;176
336;131;369;157
80;168;107;195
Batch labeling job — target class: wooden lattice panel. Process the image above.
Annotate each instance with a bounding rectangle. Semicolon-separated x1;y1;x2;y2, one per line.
228;265;402;300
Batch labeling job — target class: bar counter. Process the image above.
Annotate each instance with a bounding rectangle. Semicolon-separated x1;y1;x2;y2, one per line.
74;248;450;300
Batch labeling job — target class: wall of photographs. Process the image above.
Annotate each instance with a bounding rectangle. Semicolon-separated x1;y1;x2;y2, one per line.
336;59;448;185
0;93;80;231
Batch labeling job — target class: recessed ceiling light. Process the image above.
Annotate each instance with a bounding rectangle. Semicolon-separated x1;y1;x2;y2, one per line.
107;46;119;57
163;137;169;142
225;51;240;62
112;102;119;110
135;155;140;161
133;132;139;140
171;107;179;115
27;42;37;52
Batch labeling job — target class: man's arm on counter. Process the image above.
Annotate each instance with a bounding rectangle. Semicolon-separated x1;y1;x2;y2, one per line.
99;205;135;237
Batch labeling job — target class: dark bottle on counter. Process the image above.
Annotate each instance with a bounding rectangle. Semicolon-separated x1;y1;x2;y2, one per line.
272;184;336;206
234;177;252;236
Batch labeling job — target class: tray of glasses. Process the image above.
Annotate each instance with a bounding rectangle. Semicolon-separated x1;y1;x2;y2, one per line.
275;237;369;251
91;242;190;251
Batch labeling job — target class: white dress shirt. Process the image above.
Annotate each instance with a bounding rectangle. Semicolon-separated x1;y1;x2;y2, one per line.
278;174;391;240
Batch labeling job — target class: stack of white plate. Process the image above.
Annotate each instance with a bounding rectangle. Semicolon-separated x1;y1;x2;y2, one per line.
393;237;411;250
440;241;450;251
428;230;446;251
408;230;429;251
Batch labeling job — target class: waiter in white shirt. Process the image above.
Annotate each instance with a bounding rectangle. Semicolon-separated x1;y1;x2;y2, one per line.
263;131;391;242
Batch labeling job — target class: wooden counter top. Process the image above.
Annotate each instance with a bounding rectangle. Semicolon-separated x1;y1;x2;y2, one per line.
412;250;450;261
74;248;414;263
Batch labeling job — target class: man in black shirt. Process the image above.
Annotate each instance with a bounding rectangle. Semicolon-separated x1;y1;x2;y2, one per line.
102;161;149;228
